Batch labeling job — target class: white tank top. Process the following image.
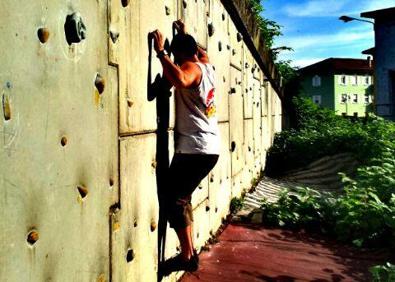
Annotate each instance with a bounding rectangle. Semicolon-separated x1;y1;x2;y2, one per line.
174;62;220;155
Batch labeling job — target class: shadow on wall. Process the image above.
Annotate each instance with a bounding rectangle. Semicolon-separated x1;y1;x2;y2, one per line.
147;32;173;280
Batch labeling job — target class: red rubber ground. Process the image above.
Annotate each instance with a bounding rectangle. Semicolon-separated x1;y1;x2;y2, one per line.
181;223;392;282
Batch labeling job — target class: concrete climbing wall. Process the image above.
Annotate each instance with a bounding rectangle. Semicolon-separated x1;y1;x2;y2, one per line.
0;0;282;281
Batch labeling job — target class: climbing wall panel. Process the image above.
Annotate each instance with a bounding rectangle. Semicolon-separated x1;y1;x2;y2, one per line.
253;77;263;176
112;134;159;282
192;200;211;251
207;0;231;122
181;0;208;48
242;119;254;190
0;1;118;281
229;66;244;178
209;122;231;233
243;49;255;119
229;20;243;69
118;0;178;134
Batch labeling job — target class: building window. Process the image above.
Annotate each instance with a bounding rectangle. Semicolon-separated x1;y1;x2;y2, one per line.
339;75;347;85
312;95;322;105
352;94;358;104
312;75;321;87
341;94;348;104
351;75;358;85
364;94;371;104
364;76;371;85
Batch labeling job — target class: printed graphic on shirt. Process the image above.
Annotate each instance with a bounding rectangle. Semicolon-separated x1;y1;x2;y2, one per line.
205;88;216;118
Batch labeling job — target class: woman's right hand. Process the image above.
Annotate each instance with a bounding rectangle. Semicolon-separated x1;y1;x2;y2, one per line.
173;19;187;35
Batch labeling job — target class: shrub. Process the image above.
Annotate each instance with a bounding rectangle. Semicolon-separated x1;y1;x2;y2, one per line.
261;98;395;248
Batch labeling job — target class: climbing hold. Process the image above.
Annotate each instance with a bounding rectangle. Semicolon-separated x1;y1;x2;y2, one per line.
126;249;135;262
95;73;105;94
165;6;171;16
215;207;218;213
229;87;236;94
227;44;231;50
133;220;138;227
232;49;236;56
206;206;210;212
109;30;119;43
109;178;114;187
150;222;157;232
222;13;225;21
230;141;236;152
237;32;243;42
126;98;133;107
182;0;187;9
2;95;11;121
37;27;50;43
208;23;214;37
77;185;88;199
121;0;130;7
245;62;250;69
64;12;87;45
198;186;203;190
248;146;251;152
27;230;39;246
60;136;67;146
218;41;222;52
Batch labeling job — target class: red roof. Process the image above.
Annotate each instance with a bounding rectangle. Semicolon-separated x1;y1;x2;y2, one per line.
299;58;373;75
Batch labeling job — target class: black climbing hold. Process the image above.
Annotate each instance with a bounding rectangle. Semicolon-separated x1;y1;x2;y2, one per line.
121;0;130;7
126;249;135;262
237;32;243;42
64;12;87;45
208;23;214;37
231;141;236;152
95;73;105;94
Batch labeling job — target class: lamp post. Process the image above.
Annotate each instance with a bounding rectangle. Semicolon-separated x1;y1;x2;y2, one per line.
339;15;374;25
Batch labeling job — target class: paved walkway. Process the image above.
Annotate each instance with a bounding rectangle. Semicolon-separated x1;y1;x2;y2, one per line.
181;223;391;282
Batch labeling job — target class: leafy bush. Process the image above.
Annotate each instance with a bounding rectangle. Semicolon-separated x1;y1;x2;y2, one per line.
266;98;395;175
370;262;395;282
230;197;244;214
262;98;395;248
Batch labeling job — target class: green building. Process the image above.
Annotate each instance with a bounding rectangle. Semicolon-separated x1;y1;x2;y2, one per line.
299;58;374;117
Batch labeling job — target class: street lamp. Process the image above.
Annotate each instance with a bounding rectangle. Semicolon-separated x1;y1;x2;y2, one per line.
339;15;374;25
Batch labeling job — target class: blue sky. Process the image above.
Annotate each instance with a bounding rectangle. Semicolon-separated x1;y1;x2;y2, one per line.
262;0;395;68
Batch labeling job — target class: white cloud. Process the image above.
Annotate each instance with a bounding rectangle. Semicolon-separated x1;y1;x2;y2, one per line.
283;0;349;17
290;58;326;68
276;25;373;52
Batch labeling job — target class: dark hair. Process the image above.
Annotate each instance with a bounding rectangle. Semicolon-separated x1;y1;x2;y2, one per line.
170;33;198;57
